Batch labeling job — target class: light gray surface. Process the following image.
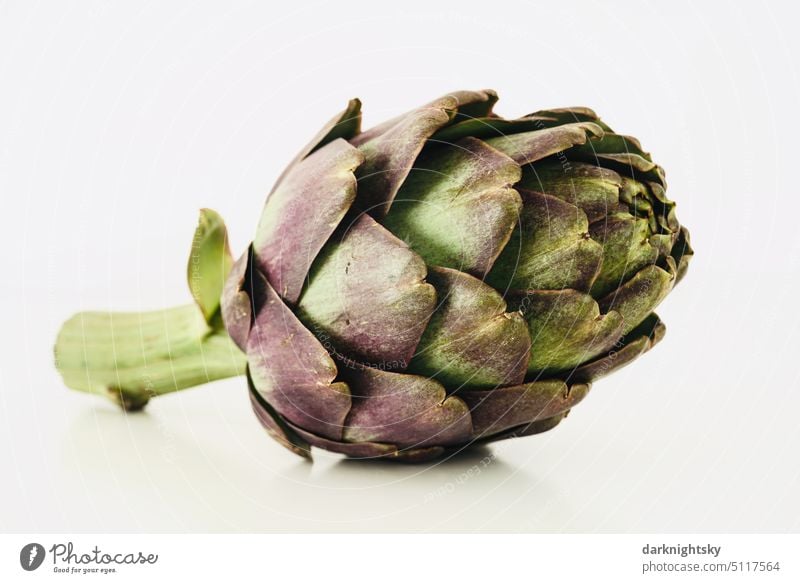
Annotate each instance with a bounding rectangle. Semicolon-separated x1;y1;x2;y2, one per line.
1;0;798;532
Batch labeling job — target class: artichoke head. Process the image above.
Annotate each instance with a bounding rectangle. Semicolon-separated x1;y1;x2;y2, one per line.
222;90;693;461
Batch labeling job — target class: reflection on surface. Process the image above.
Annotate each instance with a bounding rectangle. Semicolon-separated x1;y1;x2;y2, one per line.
59;401;573;532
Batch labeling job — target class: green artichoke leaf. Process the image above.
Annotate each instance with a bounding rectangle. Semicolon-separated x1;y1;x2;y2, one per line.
447;88;499;120
647;181;680;231
352;90;501;217
461;379;590;438
527;106;614;133
306;98;362;156
569;313;666;383
382;137;522;276
484;122;603;166
517;161;622;223
589;213;660;298
253;138;364;305
339;366;473;449
672;226;693;284
187;208;234;326
487;190;604;293
598;264;674;335
526;115;666;185
528;108;660;168
409;267;531;389
247;270;352;441
573;145;667;185
579;133;654;162
521;290;625;375
431;115;556;143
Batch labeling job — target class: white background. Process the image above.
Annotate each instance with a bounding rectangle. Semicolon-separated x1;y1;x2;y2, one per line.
1;0;799;533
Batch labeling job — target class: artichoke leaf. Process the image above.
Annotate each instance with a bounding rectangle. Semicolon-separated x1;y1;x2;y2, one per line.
382;137;522;276
521;289;625;375
589;213;660;298
487;190;604;293
339;366;473;449
247;270;352;441
672;226;693;284
479;413;570;444
270;98;363;192
253;138;364;305
485;122;603;166
352;95;457;217
353;89;498;146
518;161;622;223
285;419;400;459
187;208;234;326
297;214;436;368
569;313;666;383
461;380;590;438
527;106;613;133
220;247;256;351
352;90;507;217
598;264;674;335
248;369;311;460
409;267;531;388
432;115;557;143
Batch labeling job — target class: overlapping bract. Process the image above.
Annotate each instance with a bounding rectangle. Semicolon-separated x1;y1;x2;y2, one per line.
223;90;692;461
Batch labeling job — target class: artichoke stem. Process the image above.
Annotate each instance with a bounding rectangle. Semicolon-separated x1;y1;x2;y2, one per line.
54;304;247;411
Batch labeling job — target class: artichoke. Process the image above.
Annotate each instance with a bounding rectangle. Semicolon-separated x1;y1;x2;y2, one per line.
55;89;692;462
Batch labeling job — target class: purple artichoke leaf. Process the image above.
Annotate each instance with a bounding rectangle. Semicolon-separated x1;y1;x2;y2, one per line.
461;380;590;439
295;213;436;369
253;138;364;305
352;96;457;217
339;366;473;449
247;269;352;441
269;98;363;192
247;367;311;460
220;246;257;352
